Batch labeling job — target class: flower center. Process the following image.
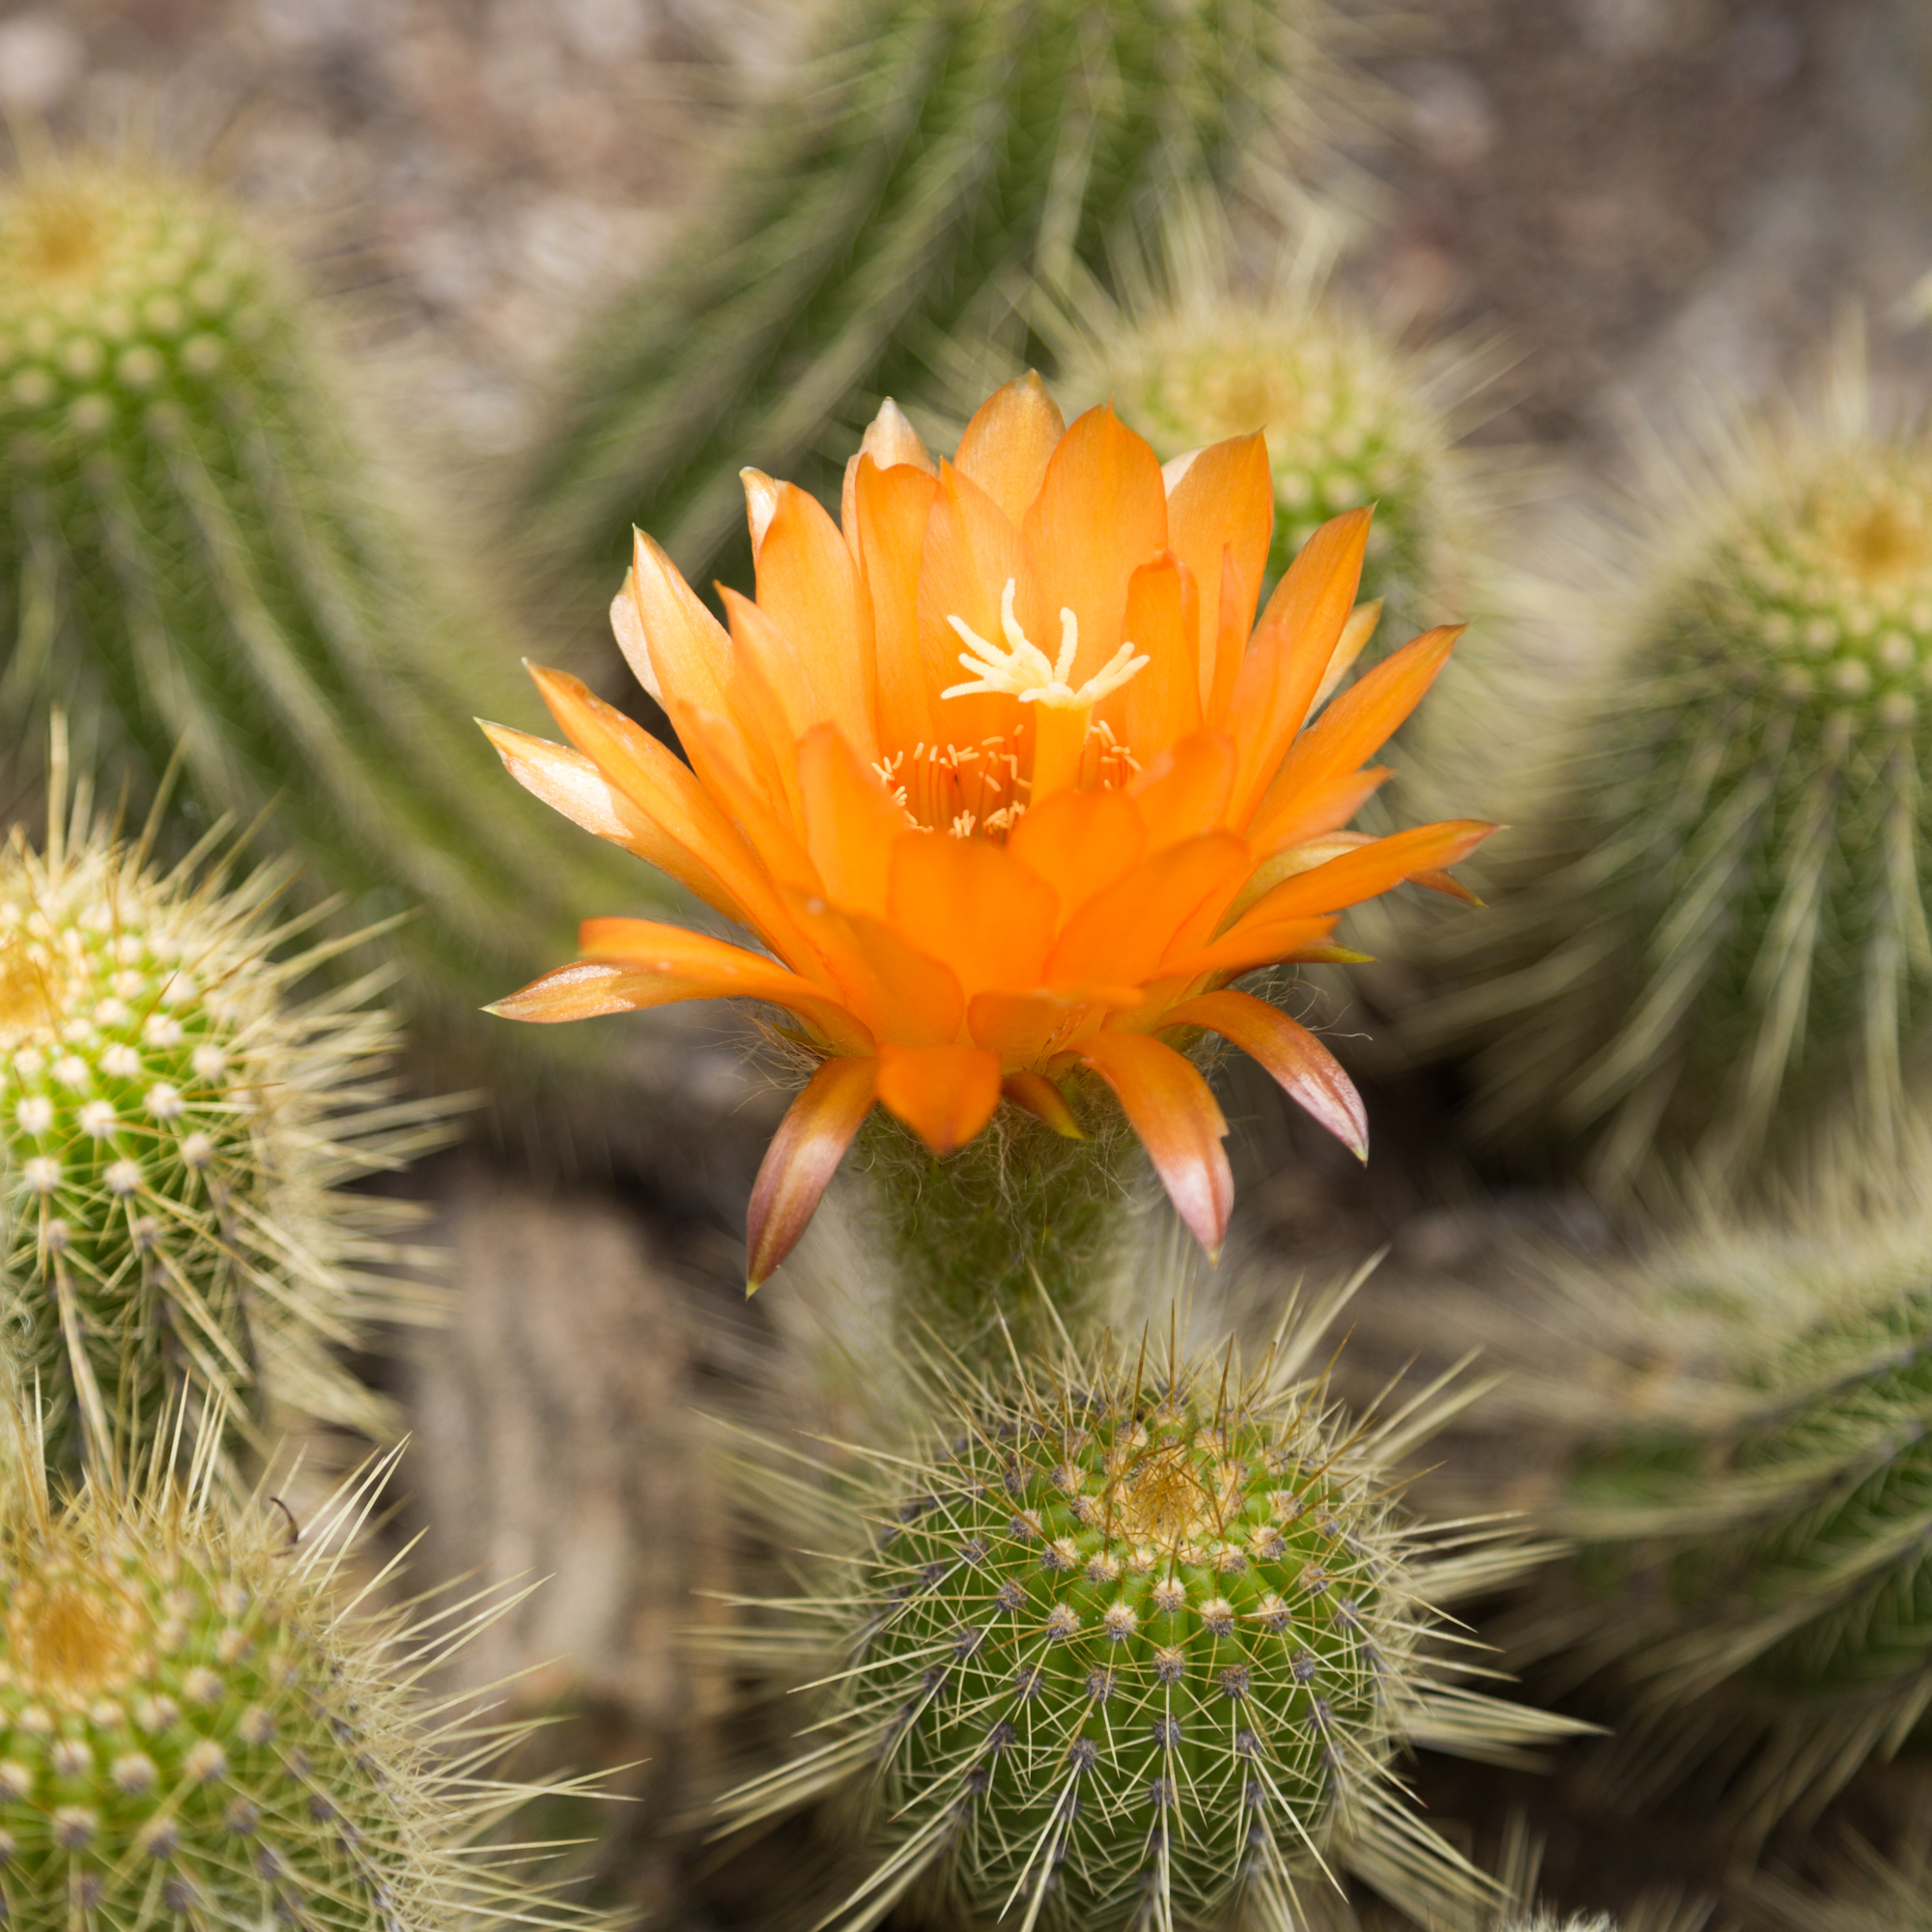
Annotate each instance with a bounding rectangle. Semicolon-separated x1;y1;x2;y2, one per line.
941;580;1149;803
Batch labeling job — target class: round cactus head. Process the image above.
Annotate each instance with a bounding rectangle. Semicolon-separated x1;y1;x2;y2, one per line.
0;159;280;458
0;759;445;1472
719;1308;1573;1931
0;1443;612;1932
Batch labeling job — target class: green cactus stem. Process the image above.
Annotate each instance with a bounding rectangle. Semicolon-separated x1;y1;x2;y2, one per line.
714;1297;1577;1931
0;157;665;1065
518;0;1338;613
1429;353;1932;1193
0;744;448;1473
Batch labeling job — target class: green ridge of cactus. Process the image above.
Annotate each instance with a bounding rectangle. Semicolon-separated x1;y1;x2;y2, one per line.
519;0;1335;608
1523;1204;1932;1834
0;757;447;1474
0;1444;612;1932
714;1305;1577;1932
0;157;668;1065
1430;355;1932;1192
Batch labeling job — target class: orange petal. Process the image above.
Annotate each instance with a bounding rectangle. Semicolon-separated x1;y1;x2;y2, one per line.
520;665;788;933
1152;914;1342;983
1227;818;1495;925
576;917;872;1052
967;986;1142;1065
1164;434;1272;707
1226;509;1371;825
887;833;1059;999
1120;550;1202;755
854;455;941;753
1311;600;1382;713
875;1041;1003;1154
797;724;905;919
917;462;1030;751
954;372;1065;525
753;479;879;762
1078;1030;1233;1259
625;529;735;722
789;897;965;1045
1251;767;1391;857
1021;405;1168;687
861;396;939;475
1253;624;1463;847
1001;1070;1083;1138
1128;730;1236;849
674;703;819;904
1045;833;1252;988
1008;787;1148;923
1164;989;1367;1160
747;1056;879;1291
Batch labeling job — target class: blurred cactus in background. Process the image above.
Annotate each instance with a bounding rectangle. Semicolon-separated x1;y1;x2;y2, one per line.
1045;205;1479;663
715;1298;1576;1932
519;0;1345;612
1428;345;1932;1194
1748;1830;1932;1930
0;1441;611;1932
1519;1164;1932;1836
0;739;446;1474
0;156;667;1075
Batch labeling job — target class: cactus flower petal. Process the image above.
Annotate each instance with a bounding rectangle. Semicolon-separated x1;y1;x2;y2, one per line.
747;1055;880;1291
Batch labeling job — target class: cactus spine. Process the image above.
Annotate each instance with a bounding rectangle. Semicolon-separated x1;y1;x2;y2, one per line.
0;157;662;1051
717;1305;1576;1931
0;1442;611;1932
519;0;1336;605
1435;351;1932;1190
0;752;445;1472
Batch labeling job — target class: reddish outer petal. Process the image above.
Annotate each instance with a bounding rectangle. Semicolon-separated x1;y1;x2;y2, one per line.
1079;1030;1234;1260
1165;990;1367;1160
876;1041;1003;1154
747;1057;879;1290
1002;1071;1082;1138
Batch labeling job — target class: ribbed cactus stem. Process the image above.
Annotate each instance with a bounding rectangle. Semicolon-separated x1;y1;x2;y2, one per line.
717;1313;1576;1931
520;0;1329;607
1441;365;1932;1190
0;158;665;1060
0;755;446;1474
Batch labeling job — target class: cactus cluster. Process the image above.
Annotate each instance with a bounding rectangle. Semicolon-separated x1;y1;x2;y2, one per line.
0;772;444;1471
518;0;1337;607
1435;364;1932;1190
719;1311;1572;1931
0;157;657;1049
0;1443;609;1932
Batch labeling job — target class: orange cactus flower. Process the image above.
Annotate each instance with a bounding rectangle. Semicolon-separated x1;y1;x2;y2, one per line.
483;376;1490;1287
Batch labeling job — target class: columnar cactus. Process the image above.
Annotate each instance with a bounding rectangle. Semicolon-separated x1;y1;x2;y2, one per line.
518;0;1340;607
0;156;658;1047
0;767;443;1471
718;1314;1575;1930
0;1448;611;1932
1435;360;1932;1189
1522;1187;1932;1833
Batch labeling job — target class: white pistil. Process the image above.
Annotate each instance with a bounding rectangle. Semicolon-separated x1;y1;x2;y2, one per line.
942;580;1148;712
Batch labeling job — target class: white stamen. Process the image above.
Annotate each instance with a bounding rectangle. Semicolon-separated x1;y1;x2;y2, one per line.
942;579;1150;711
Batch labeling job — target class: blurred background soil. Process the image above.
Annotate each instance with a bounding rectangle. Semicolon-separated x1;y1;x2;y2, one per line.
6;0;1932;1920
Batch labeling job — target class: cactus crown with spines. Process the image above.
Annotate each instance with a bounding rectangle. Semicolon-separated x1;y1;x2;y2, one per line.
0;757;447;1474
0;156;664;1064
715;1301;1578;1932
1438;357;1932;1193
0;1439;614;1932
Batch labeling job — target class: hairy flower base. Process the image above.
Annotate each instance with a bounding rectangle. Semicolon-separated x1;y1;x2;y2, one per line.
714;1307;1581;1932
485;378;1490;1287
